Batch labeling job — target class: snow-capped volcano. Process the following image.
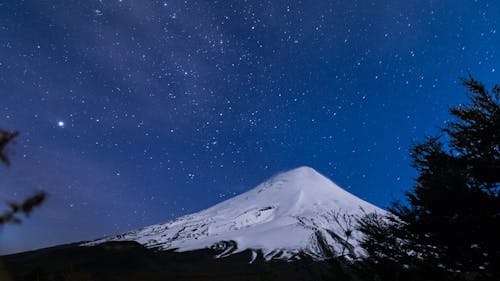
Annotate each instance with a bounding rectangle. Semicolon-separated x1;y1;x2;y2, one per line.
86;166;386;260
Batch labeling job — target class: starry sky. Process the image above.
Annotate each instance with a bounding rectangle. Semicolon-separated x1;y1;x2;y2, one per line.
1;0;500;254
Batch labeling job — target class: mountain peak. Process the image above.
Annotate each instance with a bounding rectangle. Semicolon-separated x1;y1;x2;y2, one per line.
86;166;386;261
262;166;347;199
274;166;324;181
284;165;318;174
276;165;329;181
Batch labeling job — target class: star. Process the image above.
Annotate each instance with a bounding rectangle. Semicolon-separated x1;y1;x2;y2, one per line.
57;121;65;128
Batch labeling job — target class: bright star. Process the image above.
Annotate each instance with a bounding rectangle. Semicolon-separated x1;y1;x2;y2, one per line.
57;121;65;127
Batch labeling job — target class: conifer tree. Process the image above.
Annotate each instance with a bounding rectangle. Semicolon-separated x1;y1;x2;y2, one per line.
357;76;500;281
0;129;45;226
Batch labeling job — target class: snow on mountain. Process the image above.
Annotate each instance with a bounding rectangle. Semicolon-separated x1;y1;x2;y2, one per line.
85;166;386;260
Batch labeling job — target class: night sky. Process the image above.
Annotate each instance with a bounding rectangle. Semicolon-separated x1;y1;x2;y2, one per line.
1;0;499;254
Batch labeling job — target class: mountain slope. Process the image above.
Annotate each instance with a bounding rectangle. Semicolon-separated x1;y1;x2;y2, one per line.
85;166;386;260
2;241;349;281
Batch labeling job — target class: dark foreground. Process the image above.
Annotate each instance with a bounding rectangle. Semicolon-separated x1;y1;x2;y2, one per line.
0;241;354;281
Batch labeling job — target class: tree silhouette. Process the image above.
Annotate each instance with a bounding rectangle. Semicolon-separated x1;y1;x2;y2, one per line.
0;130;19;166
0;129;46;226
357;76;500;281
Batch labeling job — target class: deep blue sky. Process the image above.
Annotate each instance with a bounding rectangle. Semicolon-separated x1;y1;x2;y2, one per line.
1;0;499;254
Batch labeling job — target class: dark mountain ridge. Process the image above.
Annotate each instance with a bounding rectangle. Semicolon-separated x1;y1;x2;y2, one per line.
0;241;354;281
